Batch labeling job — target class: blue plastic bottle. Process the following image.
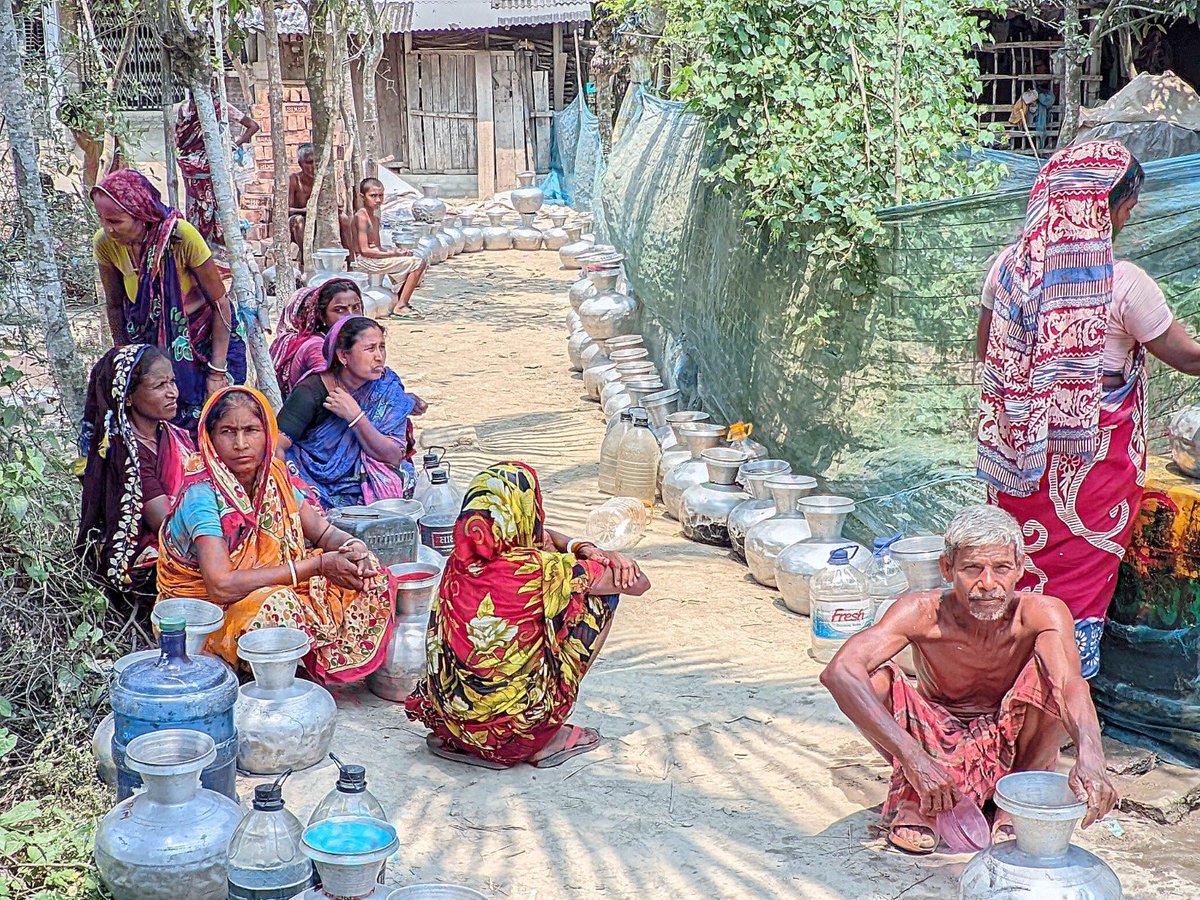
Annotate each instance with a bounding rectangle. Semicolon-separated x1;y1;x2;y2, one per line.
110;616;239;800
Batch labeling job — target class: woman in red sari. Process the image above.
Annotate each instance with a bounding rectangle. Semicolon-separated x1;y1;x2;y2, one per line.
977;140;1200;678
405;462;649;768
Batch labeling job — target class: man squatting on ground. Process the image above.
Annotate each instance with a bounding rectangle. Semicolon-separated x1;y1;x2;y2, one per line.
821;504;1118;854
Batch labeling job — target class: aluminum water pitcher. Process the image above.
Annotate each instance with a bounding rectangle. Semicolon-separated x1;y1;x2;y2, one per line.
661;424;727;520
775;496;868;615
744;475;819;586
510;170;545;214
728;459;792;561
367;562;442;702
679;449;751;545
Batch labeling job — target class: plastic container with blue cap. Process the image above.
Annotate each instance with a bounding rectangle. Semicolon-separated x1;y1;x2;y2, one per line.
809;546;870;663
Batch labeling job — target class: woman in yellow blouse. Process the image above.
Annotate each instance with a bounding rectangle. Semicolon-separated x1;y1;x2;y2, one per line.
91;169;246;432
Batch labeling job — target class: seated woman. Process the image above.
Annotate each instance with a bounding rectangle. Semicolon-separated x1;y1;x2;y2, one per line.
269;278;364;398
278;315;426;509
405;462;650;769
77;345;193;624
157;386;394;683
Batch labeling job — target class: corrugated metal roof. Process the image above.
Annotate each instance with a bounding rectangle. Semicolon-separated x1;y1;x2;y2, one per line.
250;0;588;35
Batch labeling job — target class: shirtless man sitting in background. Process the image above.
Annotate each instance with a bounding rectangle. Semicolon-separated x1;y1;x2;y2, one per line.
820;504;1117;854
288;143;353;268
351;177;427;320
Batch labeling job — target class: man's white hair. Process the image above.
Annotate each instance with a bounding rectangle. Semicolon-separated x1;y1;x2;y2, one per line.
943;504;1025;561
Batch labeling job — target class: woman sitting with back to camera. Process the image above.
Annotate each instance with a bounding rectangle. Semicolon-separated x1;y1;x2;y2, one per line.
277;315;426;509
157;386;394;683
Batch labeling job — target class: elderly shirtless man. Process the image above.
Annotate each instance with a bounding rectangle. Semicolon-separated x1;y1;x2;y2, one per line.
821;504;1117;854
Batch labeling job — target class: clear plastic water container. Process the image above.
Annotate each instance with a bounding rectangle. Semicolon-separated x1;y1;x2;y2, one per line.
418;469;464;557
308;754;390;888
809;546;870;663
614;408;660;508
864;534;908;620
585;497;649;551
226;771;315;899
598;409;634;495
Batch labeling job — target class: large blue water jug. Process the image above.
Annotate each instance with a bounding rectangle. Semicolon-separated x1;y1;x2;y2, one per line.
111;616;239;800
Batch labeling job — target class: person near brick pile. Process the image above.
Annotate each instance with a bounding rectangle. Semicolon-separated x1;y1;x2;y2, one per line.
175;86;260;249
287;143;355;267
351;177;428;320
821;505;1117;855
92;169;247;434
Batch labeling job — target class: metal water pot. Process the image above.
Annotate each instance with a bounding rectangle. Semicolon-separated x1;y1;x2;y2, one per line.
662;424;727;520
642;389;681;441
481;209;512;250
300;817;398;900
312;247;349;273
511;213;543;251
567;309;583;335
959;772;1122;899
744;475;819;586
362;273;393;320
94;730;243;900
580;341;608;372
367;563;441;703
559;223;594;269
415;224;445;264
150;598;224;656
441;215;466;255
510;170;544;214
458;214;485;252
728;459;793;561
579;269;639;341
433;224;456;259
659;415;717;488
93;649;159;788
411;184;447;224
775;496;868;615
680;449;751;545
543;212;570;250
891;535;947;591
583;361;618;402
569;269;597;310
568;329;596;372
234;628;337;775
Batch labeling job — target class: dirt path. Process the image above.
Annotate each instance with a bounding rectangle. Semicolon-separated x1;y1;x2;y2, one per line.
271;250;1200;899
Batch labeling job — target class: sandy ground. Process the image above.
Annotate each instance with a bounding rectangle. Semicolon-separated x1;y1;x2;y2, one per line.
242;250;1200;899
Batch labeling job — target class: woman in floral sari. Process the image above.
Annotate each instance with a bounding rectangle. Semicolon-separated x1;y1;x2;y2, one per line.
157;386;394;683
405;462;649;769
268;278;364;398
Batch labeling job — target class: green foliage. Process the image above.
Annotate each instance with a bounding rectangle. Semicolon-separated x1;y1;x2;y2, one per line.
610;0;1003;286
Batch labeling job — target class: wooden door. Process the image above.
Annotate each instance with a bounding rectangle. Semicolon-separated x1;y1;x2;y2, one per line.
405;51;478;174
489;51;552;192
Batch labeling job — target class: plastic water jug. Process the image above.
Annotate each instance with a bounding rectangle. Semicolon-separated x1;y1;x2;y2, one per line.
809;547;870;664
418;469;463;557
615;408;660;508
585;497;649;551
226;770;315;899
329;502;419;568
413;447;447;504
308;754;391;888
598;409;634;495
110;616;239;801
864;534;908;620
727;422;767;460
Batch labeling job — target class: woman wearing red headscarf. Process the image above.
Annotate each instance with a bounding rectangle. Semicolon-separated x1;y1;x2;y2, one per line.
977;140;1200;678
92;169;247;432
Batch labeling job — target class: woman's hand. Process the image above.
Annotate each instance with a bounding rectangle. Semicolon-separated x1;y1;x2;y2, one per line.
324;385;363;423
580;545;642;591
338;539;380;578
411;394;428;416
319;549;368;591
206;371;230;397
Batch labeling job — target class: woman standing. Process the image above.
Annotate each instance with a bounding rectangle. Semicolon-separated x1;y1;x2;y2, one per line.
277;316;425;508
405;462;650;769
157;386;394;682
977;140;1200;677
269;278;364;398
76;345;194;621
92;169;247;432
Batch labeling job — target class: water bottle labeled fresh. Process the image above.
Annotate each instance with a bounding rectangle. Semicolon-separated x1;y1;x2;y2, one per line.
615;408;661;508
227;770;315;899
809;546;870;664
585;497;649;551
864;534;909;621
598;409;634;495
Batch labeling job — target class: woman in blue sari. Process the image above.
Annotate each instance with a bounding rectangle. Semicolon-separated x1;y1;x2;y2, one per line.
278;316;426;508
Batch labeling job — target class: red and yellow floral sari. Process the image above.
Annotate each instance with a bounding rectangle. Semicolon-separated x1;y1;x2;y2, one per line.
405;462;613;764
157;386;393;683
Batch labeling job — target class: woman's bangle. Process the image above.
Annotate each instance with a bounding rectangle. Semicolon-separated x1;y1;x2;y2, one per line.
287;559;298;587
348;411;366;429
208;362;229;375
566;538;595;557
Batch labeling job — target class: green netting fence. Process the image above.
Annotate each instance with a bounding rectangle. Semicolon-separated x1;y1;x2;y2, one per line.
585;86;1200;539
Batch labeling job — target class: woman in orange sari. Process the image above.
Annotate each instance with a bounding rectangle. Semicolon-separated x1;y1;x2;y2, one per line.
157;386;393;683
405;461;649;768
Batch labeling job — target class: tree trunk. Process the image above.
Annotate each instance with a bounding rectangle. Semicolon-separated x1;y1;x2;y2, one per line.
0;0;86;421
360;14;384;178
185;77;282;407
96;14;137;177
1057;2;1085;148
304;3;341;252
262;0;297;295
335;24;360;213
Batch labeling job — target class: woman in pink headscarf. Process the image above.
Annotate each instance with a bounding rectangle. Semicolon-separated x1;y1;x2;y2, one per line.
268;278;364;398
